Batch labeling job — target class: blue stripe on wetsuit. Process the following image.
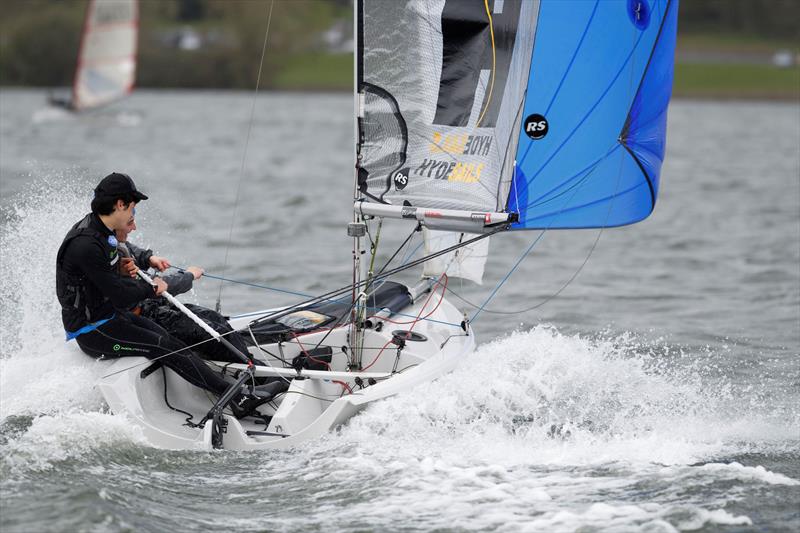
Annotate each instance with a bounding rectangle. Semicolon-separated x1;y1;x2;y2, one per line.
65;313;115;341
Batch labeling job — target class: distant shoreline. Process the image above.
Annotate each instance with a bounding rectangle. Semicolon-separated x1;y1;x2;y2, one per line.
1;85;797;103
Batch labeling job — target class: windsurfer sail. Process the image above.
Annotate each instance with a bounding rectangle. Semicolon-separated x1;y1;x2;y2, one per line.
51;0;138;111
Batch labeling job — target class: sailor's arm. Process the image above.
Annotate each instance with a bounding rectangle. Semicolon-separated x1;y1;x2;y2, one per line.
161;266;204;296
161;271;194;296
126;241;153;270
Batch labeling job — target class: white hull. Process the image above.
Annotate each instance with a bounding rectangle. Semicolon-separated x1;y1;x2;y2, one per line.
98;294;473;450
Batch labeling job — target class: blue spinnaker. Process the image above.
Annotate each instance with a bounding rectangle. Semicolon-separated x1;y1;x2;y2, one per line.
508;0;678;230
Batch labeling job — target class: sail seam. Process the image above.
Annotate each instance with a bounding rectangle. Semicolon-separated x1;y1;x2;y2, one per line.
516;0;599;169
519;18;647;188
525;144;620;210
620;0;674;140
621;143;656;209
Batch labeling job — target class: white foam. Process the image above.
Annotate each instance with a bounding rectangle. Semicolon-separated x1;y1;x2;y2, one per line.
2;411;146;473
1;177;107;420
260;325;795;530
672;508;753;529
697;462;800;486
323;325;796;469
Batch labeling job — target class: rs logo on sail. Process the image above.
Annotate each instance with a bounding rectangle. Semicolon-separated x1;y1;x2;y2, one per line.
523;114;549;140
393;169;410;190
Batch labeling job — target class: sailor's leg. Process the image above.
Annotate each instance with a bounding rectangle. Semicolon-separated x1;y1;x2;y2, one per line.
183;304;255;363
76;312;231;395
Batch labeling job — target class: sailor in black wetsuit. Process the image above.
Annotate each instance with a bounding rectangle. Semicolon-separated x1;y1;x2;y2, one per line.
56;173;267;416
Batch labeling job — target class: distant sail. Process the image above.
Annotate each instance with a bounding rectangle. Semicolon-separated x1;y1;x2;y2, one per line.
357;0;678;232
72;0;138;111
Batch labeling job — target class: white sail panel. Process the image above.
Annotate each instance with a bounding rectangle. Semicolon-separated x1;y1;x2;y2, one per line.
358;0;538;213
73;0;138;111
422;229;489;285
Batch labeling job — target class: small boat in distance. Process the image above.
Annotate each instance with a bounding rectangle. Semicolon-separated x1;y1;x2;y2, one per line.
49;0;138;112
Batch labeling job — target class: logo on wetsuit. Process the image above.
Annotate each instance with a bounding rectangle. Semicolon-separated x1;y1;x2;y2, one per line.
112;343;147;353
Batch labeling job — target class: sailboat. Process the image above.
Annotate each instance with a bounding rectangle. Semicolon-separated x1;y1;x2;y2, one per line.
98;0;679;450
49;0;138;111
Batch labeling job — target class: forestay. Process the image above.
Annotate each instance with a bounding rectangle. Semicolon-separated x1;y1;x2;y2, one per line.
72;0;138;111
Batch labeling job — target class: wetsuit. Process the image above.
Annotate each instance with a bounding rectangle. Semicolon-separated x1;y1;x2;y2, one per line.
118;241;254;364
56;214;231;396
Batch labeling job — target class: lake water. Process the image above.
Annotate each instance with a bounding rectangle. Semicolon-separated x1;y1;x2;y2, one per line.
1;89;798;532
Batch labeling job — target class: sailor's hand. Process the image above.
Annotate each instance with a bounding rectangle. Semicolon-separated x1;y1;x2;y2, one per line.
153;277;168;296
185;266;204;280
149;255;170;271
120;257;138;278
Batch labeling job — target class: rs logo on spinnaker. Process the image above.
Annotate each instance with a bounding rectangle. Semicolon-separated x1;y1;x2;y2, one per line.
524;114;548;140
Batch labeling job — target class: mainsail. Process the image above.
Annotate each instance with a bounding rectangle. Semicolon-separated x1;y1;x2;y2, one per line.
71;0;138;111
356;0;678;232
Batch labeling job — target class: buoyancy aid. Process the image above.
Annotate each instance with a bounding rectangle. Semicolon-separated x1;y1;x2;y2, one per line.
56;214;114;337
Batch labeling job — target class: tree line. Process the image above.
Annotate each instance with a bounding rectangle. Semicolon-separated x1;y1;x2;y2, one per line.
0;0;796;89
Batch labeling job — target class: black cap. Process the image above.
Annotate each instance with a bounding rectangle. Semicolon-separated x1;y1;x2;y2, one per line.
94;172;148;201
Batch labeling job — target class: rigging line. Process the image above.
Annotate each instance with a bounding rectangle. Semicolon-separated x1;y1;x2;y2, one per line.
471;147;609;321
249;227;501;328
470;229;544;323
475;0;496;128
172;266;455;325
246;325;293;385
401;240;423;265
307;222;420;353
215;0;275;313
173;266;329;301
469;145;620;321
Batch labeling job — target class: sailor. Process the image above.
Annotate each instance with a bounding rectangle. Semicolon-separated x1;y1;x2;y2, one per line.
114;216;257;364
56;172;266;417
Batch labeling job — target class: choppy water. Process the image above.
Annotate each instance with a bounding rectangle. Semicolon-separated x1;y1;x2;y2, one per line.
1;89;798;532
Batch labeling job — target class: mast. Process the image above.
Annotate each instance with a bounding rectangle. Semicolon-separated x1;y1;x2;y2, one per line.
348;0;366;369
